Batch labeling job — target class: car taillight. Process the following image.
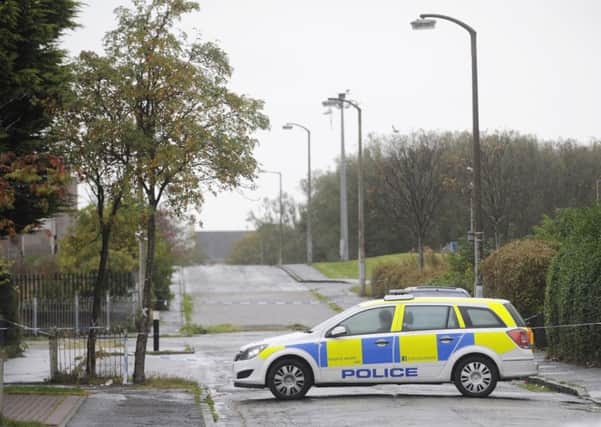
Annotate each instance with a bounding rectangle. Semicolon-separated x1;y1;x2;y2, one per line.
527;327;535;347
507;328;530;349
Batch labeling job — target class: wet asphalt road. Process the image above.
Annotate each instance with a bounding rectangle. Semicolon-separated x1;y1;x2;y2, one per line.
145;333;601;427
182;265;334;327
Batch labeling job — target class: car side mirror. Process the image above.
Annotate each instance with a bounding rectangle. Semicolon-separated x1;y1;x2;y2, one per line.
328;325;347;338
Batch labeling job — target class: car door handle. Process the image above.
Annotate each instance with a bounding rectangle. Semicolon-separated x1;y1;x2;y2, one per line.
439;336;455;343
375;339;390;346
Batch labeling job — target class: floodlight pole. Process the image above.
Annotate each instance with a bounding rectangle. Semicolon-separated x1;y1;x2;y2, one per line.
415;13;483;297
328;96;366;295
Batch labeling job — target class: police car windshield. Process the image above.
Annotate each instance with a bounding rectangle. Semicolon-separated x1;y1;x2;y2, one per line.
308;305;357;333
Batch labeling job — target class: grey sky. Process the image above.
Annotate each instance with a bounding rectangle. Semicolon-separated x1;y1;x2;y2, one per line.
62;0;601;230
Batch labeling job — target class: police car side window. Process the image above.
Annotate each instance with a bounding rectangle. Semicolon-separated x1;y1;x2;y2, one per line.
336;307;395;336
403;306;453;331
459;307;505;328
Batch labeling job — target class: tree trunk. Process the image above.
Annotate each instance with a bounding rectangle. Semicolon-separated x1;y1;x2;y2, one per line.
133;206;156;384
86;225;111;378
417;234;424;272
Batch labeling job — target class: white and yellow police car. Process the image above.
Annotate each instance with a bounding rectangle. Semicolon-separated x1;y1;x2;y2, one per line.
233;293;537;400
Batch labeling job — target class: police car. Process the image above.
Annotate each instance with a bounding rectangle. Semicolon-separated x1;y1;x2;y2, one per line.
233;293;537;400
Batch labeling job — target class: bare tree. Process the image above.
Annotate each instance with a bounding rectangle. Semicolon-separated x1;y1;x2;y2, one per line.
377;132;448;270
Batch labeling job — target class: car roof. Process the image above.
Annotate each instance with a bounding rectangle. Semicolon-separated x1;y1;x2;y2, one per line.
359;296;510;308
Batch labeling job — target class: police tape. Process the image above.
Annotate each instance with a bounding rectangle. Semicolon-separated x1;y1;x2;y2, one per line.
528;321;601;330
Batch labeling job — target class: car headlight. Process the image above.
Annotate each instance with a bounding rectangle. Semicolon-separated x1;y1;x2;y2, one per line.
236;344;268;361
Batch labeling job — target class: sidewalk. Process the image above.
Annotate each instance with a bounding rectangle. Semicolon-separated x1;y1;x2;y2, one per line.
530;352;601;405
2;392;85;427
282;264;368;309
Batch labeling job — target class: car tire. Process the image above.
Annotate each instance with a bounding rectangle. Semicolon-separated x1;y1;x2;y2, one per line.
267;358;313;400
453;355;498;397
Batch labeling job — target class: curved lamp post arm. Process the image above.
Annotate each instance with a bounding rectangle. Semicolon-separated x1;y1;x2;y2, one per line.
419;13;476;35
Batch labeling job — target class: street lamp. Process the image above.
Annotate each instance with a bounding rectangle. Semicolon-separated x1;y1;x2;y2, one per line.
322;94;349;262
259;169;283;266
411;13;484;297
324;95;366;296
283;123;313;265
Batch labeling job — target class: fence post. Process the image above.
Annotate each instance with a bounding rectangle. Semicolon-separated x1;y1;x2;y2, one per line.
123;333;128;385
106;290;111;331
49;331;58;381
74;293;79;334
33;297;38;336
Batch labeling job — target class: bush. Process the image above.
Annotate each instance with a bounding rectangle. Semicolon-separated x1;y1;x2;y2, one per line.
0;258;22;356
480;239;556;318
544;207;601;365
371;251;449;297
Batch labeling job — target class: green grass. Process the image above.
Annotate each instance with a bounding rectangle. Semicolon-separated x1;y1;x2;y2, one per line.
314;253;416;279
4;385;87;396
519;382;555;393
309;289;343;313
182;293;193;324
0;417;46;427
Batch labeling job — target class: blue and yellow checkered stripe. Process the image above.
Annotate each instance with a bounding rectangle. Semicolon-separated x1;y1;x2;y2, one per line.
258;331;516;367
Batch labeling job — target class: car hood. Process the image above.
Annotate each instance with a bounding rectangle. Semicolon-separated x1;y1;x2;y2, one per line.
239;331;318;352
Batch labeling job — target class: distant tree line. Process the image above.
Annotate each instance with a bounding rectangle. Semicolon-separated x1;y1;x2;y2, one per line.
231;130;601;264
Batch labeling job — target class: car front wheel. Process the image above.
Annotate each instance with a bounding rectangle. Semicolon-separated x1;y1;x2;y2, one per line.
267;358;312;400
453;355;498;397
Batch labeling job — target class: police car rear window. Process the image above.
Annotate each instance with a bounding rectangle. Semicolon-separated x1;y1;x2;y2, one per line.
504;303;526;327
459;306;505;328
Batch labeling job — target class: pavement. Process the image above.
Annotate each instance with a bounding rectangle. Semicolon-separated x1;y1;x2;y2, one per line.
2;392;85;427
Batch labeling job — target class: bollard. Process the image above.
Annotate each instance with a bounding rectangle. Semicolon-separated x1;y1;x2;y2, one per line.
74;293;79;334
153;311;160;352
33;297;38;336
123;333;129;385
49;331;58;381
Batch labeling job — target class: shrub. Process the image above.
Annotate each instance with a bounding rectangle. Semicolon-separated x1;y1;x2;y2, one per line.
480;239;556;318
544;207;601;365
0;258;23;356
371;252;449;297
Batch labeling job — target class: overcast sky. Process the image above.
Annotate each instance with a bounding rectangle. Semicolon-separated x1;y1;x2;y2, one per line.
62;0;601;230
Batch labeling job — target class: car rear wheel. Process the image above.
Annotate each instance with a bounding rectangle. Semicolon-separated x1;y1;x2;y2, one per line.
453;355;498;397
267;358;312;400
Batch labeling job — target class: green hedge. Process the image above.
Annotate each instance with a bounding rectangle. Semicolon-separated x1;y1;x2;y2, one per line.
0;259;22;355
544;207;601;364
480;239;556;318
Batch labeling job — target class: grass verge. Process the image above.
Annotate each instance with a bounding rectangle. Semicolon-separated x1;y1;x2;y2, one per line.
182;293;193;324
0;417;46;427
142;376;217;421
309;289;343;313
314;253;415;279
518;381;555;393
4;385;87;395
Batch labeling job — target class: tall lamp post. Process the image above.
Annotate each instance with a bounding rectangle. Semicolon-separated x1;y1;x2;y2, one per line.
411;14;484;297
324;95;366;296
322;94;349;261
259;169;283;266
283;122;313;265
